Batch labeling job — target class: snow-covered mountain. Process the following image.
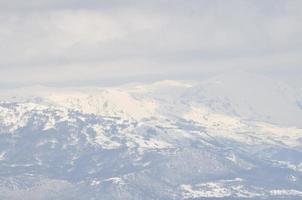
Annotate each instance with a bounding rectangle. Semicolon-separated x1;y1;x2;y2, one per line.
0;72;302;200
184;72;302;127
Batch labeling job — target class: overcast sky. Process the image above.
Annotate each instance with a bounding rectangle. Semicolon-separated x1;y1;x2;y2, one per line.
0;0;301;87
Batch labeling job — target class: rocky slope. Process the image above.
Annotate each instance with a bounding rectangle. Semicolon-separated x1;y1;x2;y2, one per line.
0;73;301;199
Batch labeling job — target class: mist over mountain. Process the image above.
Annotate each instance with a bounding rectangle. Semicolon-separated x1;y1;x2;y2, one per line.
1;0;302;199
0;72;301;199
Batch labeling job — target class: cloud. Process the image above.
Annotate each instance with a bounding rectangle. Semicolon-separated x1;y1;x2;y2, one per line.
0;0;301;86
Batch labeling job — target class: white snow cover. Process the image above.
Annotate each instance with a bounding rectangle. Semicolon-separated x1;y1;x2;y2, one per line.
0;74;302;199
181;179;261;199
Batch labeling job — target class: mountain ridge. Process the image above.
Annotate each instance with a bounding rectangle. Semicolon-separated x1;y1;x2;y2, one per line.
0;73;301;199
